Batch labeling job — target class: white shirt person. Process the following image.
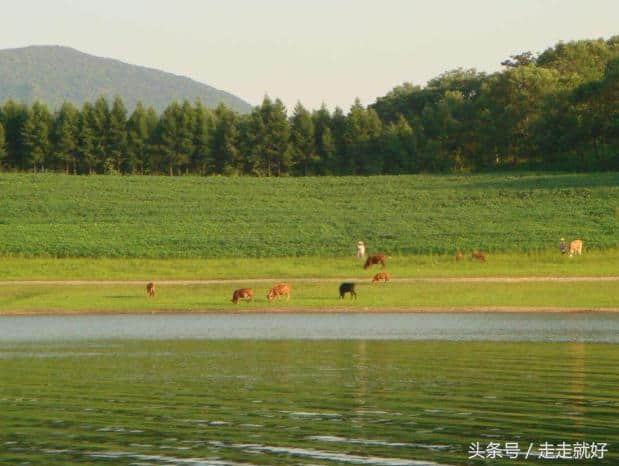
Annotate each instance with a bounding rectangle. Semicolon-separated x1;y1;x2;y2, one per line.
356;241;366;258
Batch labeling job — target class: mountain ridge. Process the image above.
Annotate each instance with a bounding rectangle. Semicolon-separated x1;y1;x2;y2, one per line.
0;45;253;113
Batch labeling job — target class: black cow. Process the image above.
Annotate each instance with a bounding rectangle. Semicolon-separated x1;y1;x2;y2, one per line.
339;282;357;299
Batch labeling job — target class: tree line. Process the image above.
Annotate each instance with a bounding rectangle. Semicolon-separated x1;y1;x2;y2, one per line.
0;37;617;175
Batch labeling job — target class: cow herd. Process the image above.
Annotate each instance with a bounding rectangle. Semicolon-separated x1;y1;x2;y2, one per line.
455;238;584;262
226;255;389;304
144;253;390;304
145;240;584;304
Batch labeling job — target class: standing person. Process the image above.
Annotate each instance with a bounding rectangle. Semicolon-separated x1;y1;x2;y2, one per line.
559;238;568;254
356;241;366;259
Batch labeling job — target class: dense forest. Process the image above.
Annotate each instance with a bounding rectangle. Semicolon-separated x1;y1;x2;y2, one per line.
0;37;617;175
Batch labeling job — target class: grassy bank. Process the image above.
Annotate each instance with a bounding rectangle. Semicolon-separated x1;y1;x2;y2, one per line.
1;172;618;257
1;280;617;314
1;250;617;280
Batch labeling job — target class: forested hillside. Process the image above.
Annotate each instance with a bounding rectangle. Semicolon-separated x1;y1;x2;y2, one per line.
0;38;616;175
0;45;252;114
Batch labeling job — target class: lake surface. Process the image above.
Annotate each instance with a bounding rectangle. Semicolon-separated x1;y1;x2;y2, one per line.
1;313;618;465
2;312;619;342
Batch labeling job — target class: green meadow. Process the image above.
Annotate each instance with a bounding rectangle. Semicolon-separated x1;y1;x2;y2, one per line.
1;172;618;258
1;280;618;314
1;172;617;313
1;250;618;280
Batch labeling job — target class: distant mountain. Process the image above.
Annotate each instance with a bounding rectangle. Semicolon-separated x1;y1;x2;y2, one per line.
0;45;252;113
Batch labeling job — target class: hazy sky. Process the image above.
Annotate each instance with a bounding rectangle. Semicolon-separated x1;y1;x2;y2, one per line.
3;0;617;111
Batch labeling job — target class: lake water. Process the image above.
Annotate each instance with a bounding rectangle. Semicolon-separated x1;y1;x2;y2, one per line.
2;312;619;342
1;313;618;465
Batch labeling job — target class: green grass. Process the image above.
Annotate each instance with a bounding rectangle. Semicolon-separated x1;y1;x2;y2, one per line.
1;250;617;280
1;280;617;313
1;172;617;258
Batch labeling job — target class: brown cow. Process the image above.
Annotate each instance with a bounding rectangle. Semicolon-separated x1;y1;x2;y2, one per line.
267;284;291;302
471;251;486;262
455;250;464;261
146;282;156;297
363;254;386;269
231;288;254;304
372;271;390;283
569;239;583;257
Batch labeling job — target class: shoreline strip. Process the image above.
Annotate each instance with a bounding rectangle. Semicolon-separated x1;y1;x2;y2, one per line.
2;307;619;316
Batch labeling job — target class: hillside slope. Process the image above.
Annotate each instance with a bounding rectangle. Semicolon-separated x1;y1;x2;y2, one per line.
0;45;252;113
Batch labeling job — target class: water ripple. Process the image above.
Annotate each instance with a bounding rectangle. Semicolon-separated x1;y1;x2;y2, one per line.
209;441;451;465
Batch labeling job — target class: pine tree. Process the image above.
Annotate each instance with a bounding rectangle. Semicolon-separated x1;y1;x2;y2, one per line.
77;103;97;174
270;98;292;176
192;101;215;175
92;97;110;170
248;96;291;176
157;102;194;175
212;103;240;174
290;102;317;176
144;106;160;173
158;103;179;175
108;97;128;173
330;107;347;174
52;102;79;173
319;127;336;174
246;107;266;175
0;122;7;168
178;101;195;174
22;101;52;172
127;102;149;174
2;100;29;170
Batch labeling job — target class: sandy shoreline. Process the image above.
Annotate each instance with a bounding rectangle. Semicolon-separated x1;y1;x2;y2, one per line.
2;306;619;316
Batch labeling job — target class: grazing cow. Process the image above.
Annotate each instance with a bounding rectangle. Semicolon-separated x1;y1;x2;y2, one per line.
356;241;366;259
363;254;386;269
569;239;583;257
339;282;357;299
372;271;389;283
231;288;254;304
455;250;464;261
267;284;291;302
146;282;156;297
471;251;486;262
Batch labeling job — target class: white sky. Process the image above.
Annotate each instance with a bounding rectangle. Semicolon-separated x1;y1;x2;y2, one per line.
3;0;617;111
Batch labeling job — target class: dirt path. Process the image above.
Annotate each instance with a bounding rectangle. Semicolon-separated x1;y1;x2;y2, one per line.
0;276;618;285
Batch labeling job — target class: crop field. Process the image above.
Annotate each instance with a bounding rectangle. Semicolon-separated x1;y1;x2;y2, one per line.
0;172;617;258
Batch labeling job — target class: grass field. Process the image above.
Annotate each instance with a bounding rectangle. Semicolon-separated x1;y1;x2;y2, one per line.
1;280;618;314
1;250;618;280
1;172;617;258
2;172;617;313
